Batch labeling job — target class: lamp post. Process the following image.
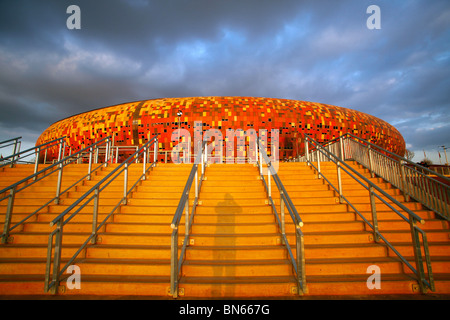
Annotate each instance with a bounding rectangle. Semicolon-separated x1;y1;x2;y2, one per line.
177;110;183;139
177;110;183;161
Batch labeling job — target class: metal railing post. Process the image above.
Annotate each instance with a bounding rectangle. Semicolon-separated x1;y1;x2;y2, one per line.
135;146;139;164
33;147;40;180
195;170;199;198
185;190;190;240
305;137;310;164
104;138;110;166
399;160;410;202
142;146;147;180
91;187;100;244
154;138;158;163
336;161;343;203
201;144;205;175
10;139;19;168
57;140;63;162
368;185;380;242
51;219;63;294
123;162;128;205
316;150;321;179
95;146;99;164
1;187;16;244
259;147;263;175
280;192;286;244
296;227;307;294
170;229;179;298
88;147;93;180
409;216;427;293
205;142;209;166
55;160;63;205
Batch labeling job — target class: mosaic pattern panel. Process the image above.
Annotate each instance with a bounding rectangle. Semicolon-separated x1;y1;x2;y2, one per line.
36;97;406;161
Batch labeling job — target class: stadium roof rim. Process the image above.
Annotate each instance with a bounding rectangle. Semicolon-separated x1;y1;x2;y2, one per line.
47;96;345;126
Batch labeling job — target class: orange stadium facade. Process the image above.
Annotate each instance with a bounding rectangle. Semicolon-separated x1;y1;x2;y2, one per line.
36;96;406;162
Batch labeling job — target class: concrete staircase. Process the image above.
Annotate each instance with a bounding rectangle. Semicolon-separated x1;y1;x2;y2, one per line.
0;163;191;296
0;161;449;297
179;163;297;298
275;161;450;295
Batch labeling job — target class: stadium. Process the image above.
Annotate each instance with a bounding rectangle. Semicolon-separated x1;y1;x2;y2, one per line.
36;96;406;162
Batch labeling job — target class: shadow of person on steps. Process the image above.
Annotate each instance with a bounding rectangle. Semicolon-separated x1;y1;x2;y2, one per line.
212;193;242;297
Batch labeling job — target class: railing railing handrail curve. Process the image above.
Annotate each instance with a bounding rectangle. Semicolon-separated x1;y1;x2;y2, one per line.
0;137;66;169
0;136;113;244
303;133;435;293
44;136;158;294
0;136;22;147
336;134;449;220
343;132;450;182
0;136;110;197
170;141;208;298
256;137;307;295
49;136;156;226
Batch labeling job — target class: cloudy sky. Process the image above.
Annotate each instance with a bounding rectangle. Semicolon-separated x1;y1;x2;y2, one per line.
0;0;449;163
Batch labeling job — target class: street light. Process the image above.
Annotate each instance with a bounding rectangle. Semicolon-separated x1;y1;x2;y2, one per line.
177;110;183;145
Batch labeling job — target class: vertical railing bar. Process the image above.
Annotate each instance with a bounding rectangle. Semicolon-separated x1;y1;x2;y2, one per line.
337;160;343;203
88;147;93;180
51;219;63;294
142;146;147;180
185;191;190;240
91;187;100;244
305;137;310;164
44;232;55;293
369;185;380;242
33;147;41;180
316;150;321;179
170;229;178;298
410;216;426;294
280;193;285;245
55;158;63;205
296;228;306;294
418;228;435;292
123;162;128;205
367;145;374;178
1;187;16;244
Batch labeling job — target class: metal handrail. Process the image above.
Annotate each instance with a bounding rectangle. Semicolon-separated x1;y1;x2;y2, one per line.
44;136;158;294
0;137;65;169
345;133;450;180
0;137;22;164
341;133;450;220
170;141;208;298
304;134;435;293
256;137;307;295
0;136;112;244
0;137;21;148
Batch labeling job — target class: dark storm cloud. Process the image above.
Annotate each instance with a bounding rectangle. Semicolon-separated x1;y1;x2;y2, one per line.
0;0;449;163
